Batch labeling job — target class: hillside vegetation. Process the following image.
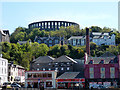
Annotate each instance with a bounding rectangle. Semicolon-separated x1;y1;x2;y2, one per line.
2;26;120;70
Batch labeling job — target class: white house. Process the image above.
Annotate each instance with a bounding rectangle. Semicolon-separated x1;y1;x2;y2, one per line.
68;32;116;46
0;57;8;85
68;36;86;46
8;63;25;83
91;32;116;46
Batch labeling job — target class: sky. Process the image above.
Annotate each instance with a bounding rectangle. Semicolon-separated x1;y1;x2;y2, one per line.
0;1;118;34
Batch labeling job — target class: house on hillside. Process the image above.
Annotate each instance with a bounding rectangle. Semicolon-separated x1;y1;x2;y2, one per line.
34;36;64;47
68;32;116;46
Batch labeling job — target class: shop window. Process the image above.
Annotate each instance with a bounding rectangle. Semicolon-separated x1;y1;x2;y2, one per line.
28;74;32;78
38;73;42;78
46;82;52;87
48;74;52;77
33;74;37;78
43;73;47;77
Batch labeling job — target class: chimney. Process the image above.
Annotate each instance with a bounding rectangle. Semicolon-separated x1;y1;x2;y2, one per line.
86;28;90;56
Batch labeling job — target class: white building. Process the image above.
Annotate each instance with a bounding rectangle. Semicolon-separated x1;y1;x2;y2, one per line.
8;63;25;83
0;57;8;85
68;32;116;46
91;32;116;46
68;36;86;46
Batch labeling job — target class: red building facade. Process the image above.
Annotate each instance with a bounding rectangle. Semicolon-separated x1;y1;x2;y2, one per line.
84;52;120;88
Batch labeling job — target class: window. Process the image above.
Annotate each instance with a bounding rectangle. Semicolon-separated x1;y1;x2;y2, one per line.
110;67;115;73
89;67;94;78
89;68;94;73
43;68;45;71
73;39;76;46
101;73;105;78
110;67;115;78
37;63;39;65
90;73;94;78
55;40;59;44
49;40;52;43
48;74;52;77
100;67;105;78
55;63;58;65
61;67;64;70
67;62;69;64
55;68;58;70
48;68;51;70
37;68;39;71
100;60;104;64
44;40;47;43
67;67;70;70
89;60;93;64
2;68;3;74
38;40;41;44
110;60;114;63
49;44;52;47
101;68;105;73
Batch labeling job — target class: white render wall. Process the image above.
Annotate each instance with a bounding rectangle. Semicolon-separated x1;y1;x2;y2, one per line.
92;34;116;46
0;58;8;85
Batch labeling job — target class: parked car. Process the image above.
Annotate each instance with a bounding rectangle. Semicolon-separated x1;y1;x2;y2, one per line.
11;83;21;88
2;82;12;89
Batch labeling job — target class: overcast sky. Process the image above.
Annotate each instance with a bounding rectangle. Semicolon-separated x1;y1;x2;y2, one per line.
0;1;118;34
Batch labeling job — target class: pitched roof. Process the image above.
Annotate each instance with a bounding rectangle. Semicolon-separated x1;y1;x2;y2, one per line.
57;72;81;79
85;57;116;64
34;56;55;63
68;36;85;40
53;55;77;63
100;52;116;57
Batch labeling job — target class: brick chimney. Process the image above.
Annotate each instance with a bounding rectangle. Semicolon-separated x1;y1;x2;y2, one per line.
86;28;90;56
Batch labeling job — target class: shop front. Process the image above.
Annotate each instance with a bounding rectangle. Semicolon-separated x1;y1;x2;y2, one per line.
25;70;57;88
56;78;85;89
87;78;119;88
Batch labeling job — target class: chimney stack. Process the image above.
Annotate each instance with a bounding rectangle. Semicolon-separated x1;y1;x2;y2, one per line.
86;28;90;56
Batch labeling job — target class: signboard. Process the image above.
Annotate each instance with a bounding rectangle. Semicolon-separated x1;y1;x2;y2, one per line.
57;79;85;82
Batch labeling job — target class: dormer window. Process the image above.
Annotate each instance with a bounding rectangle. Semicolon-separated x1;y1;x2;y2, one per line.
109;60;114;64
89;60;93;64
100;60;104;64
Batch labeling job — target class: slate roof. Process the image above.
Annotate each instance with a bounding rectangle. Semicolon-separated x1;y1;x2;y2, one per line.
68;36;86;40
85;52;117;64
91;32;112;39
57;72;84;79
100;52;116;57
34;56;55;63
53;55;77;63
35;37;60;41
